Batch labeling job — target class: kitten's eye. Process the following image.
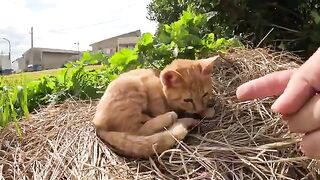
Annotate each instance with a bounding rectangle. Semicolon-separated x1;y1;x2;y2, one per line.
203;92;209;98
184;98;193;103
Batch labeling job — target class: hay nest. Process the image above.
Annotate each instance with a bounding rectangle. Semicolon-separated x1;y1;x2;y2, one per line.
1;48;320;179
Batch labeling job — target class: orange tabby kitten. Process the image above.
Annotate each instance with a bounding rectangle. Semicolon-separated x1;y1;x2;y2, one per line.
92;56;219;158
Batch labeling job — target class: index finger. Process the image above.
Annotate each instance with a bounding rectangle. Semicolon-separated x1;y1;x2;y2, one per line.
236;69;295;101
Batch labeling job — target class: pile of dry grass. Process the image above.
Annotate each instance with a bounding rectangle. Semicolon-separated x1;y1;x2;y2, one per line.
1;48;320;179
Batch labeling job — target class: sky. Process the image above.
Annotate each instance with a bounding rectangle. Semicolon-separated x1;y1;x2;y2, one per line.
0;0;157;62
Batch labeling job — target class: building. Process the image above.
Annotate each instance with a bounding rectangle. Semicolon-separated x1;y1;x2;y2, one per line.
11;58;18;72
0;54;11;70
12;57;23;73
16;47;80;72
0;54;12;74
90;30;141;56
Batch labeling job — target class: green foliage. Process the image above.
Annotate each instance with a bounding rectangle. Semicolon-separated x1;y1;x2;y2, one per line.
147;0;190;26
0;51;109;130
147;0;320;58
109;49;139;72
0;9;241;132
26;51;110;112
0;85;24;135
136;9;242;68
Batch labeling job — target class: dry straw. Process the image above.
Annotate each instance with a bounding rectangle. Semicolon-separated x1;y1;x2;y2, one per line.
1;48;320;179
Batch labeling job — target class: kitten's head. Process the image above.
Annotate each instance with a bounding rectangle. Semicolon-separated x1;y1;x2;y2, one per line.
160;56;219;116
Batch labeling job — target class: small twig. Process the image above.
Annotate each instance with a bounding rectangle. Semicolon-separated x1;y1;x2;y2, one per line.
257;28;274;47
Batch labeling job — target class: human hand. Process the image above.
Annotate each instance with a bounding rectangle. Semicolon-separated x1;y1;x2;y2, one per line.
236;48;320;159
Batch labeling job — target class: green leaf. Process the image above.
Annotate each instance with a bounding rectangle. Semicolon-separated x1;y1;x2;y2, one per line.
311;10;320;24
109;48;138;72
81;51;92;61
139;33;153;46
17;86;29;119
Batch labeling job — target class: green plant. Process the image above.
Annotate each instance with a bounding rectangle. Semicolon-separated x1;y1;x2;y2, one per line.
0;85;26;135
136;9;242;68
26;51;110;112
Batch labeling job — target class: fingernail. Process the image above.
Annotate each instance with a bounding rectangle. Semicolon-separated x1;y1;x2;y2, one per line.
271;98;283;113
236;86;246;100
271;102;278;112
271;94;285;112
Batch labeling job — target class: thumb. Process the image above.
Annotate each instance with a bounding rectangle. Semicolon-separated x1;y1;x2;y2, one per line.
272;48;320;114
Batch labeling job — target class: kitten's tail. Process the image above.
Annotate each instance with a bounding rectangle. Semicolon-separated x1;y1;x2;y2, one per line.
96;118;195;158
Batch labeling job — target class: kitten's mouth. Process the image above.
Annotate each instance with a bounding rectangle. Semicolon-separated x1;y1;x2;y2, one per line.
190;113;203;119
176;110;203;120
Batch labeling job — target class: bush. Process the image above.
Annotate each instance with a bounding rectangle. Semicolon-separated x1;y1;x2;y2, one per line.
137;8;243;68
147;0;320;58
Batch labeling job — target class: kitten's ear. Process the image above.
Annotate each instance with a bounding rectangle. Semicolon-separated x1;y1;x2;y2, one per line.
160;70;182;88
200;55;220;75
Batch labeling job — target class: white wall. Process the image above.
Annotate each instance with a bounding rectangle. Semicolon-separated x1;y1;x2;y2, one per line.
12;60;19;72
0;55;11;69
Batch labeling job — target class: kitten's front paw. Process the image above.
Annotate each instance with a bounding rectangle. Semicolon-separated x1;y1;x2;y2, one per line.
166;111;178;121
177;118;199;129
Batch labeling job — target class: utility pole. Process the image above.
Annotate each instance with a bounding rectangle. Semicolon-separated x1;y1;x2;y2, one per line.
31;27;34;48
74;41;80;60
